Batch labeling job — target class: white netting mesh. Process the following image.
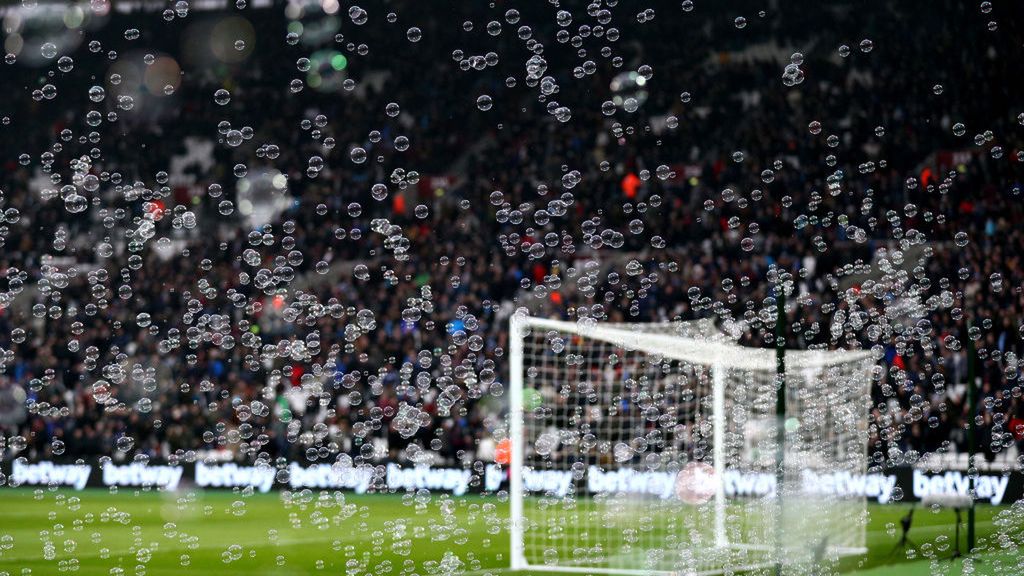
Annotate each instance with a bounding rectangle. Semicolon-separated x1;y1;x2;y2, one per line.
509;316;875;575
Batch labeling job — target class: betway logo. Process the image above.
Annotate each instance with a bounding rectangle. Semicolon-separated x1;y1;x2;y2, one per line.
588;466;677;499
102;463;184;490
722;471;775;498
195;462;276;493
480;465;576;497
800;471;899;503
287;463;374;492
386;464;473;496
912;470;1009;505
523;468;575;498
12;460;91;490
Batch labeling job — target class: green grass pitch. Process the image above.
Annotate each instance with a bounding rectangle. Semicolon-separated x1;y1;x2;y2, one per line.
0;488;1019;575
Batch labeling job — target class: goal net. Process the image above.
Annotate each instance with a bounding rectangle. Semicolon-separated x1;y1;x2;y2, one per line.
508;315;875;575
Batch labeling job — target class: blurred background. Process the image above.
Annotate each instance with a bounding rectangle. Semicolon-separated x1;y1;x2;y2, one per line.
0;0;1022;480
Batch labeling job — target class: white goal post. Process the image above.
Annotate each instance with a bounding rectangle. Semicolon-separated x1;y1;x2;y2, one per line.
508;314;875;575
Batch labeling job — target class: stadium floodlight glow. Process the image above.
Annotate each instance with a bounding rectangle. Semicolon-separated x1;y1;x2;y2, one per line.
508;314;875;575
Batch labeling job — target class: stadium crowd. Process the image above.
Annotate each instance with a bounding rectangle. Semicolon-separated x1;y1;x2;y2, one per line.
0;0;1023;473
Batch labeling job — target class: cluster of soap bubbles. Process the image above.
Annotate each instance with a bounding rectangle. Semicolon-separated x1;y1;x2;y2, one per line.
782;52;805;87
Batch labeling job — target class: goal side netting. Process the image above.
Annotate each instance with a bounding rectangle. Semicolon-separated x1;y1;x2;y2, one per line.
508;315;875;575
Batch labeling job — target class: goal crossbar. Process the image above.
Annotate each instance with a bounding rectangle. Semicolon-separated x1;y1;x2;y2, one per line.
516;316;874;371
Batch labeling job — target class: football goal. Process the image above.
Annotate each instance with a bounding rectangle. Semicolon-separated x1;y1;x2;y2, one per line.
507;314;875;575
